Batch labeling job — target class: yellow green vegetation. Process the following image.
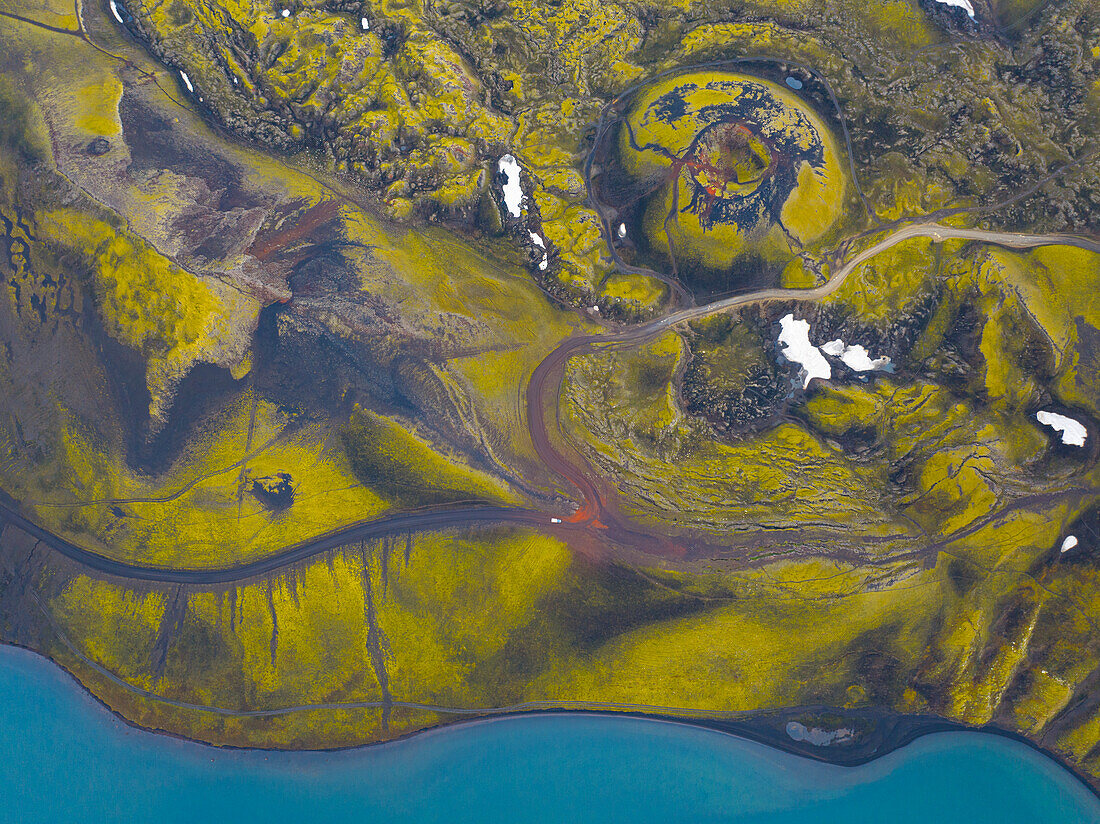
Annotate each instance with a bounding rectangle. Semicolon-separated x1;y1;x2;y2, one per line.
5;0;1100;791
619;72;847;275
42;531;929;742
1032;559;1100;775
339;214;593;484
529;508;1091;731
342;406;517;508
0;11;125;158
492;0;644;98
45;528;575;746
463;0;646;298
805;378;1050;538
65;0;1093;314
799;242;1097;542
686;314;774;399
19;396;386;567
36;507;1100;775
533;559;938;710
0;76;49;167
529;183;606;297
978;245;1100;416
598;272;668;316
13;388;521;568
564;235;1099;553
36;208;254;425
824;237;952;322
0;11;586;570
822;238;1100;418
563;332;902;539
126;0;509;220
779;254;824;289
4;0;80;29
733;0;940;48
672;21;836;70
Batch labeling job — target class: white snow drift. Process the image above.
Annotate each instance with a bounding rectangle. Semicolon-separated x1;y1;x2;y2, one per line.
820;339;891;373
529;231;548;271
934;0;975;18
1036;411;1088;447
778;314;892;389
497;155;525;218
779;315;832;388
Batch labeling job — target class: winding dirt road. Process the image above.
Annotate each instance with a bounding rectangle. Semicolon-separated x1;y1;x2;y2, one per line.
524;222;1100;525
3;222;1097;583
0;494;565;584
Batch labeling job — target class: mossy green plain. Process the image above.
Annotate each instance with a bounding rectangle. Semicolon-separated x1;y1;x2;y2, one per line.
2;0;1100;796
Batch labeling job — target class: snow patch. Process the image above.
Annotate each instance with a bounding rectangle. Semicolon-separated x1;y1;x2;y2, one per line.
179;71;194;93
617;223;627;239
497;155;525;218
1036;411;1088;447
778;318;893;389
821;339;891;372
934;0;975;18
1061;535;1079;553
529;231;548;271
360;16;369;29
108;0;124;23
779;314;831;388
280;7;291;16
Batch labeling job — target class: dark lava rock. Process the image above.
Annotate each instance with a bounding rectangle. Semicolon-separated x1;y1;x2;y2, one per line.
251;472;294;511
86;137;111;156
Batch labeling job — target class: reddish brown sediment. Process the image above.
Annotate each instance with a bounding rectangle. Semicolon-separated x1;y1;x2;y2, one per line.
674;120;779;224
246;199;341;263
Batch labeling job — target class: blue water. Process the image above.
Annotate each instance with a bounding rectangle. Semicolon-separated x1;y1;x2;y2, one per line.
1;646;1098;823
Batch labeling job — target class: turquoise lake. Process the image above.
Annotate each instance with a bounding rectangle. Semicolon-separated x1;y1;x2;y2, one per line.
2;644;1098;823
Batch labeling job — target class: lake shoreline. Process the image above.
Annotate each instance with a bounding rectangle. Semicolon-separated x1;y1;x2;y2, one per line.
8;642;1097;800
457;706;1100;801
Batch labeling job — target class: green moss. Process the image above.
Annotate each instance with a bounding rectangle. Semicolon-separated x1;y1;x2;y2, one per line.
44;527;573;747
20;397;393;568
980;246;1100;416
342;406;515;507
0;77;49;165
6;0;1100;782
564;335;898;537
803;375;1051;538
687;314;771;398
36;208;253;424
533;557;938;712
824;236;944;322
618;71;847;278
599;272;667;314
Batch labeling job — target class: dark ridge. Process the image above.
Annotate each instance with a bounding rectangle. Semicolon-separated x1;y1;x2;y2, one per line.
77;298;154;463
251;473;295;511
249;301;399;419
134;362;241;476
78;284;243;476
